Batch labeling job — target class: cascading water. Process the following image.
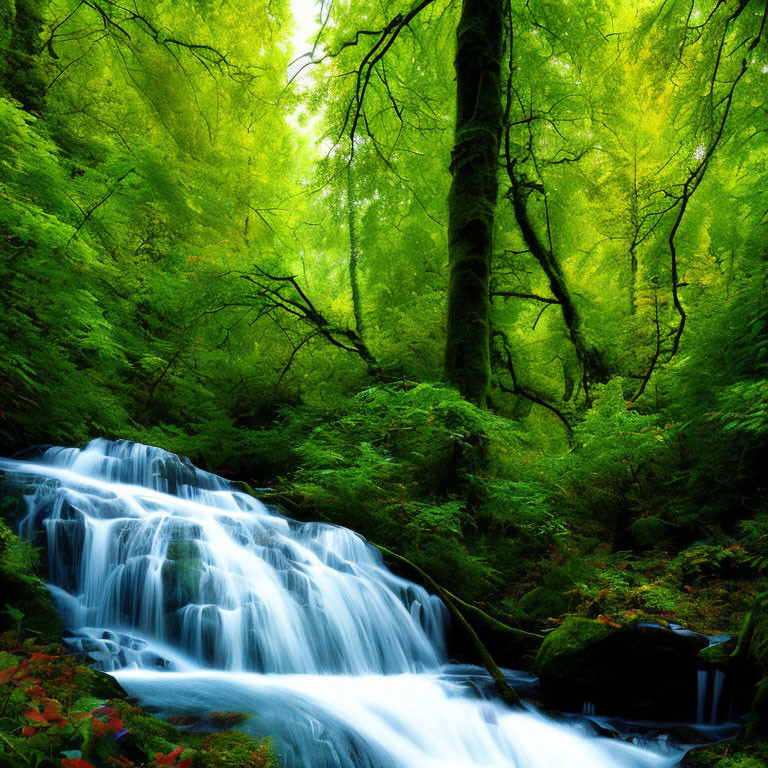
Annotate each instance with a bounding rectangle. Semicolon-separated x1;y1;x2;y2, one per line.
0;439;688;768
697;669;727;726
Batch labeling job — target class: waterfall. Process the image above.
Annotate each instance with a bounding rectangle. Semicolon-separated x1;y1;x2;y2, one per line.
697;660;728;726
0;439;686;768
710;670;726;725
697;670;708;724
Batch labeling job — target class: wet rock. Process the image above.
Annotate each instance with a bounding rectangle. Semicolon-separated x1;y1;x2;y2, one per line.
166;715;202;728
535;617;707;720
208;711;249;728
699;637;738;669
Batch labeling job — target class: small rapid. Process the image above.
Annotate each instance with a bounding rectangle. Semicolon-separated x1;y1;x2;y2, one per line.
0;439;689;767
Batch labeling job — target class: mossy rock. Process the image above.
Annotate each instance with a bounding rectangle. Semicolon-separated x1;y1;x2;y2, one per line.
517;586;573;623
198;731;278;768
535;617;706;719
543;563;592;592
682;741;768;767
162;540;203;611
536;617;613;675
114;700;193;758
630;517;669;549
699;637;737;668
509;561;588;625
730;611;768;743
76;665;129;700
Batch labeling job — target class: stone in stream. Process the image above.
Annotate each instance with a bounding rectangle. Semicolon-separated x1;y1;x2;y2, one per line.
535;617;707;720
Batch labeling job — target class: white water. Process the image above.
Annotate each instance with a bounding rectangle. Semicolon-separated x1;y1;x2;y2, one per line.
697;671;708;725
697;669;726;726
0;439;686;767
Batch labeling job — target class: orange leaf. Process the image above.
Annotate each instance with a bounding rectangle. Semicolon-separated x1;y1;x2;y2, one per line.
42;700;68;726
154;747;184;766
0;665;19;684
25;684;46;701
92;718;110;739
24;709;47;724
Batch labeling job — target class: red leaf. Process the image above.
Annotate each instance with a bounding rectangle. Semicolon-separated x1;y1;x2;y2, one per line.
25;684;47;701
154;747;184;766
61;760;96;768
108;714;124;731
0;665;19;684
29;653;58;662
92;718;110;739
42;700;68;726
22;725;36;737
24;709;47;724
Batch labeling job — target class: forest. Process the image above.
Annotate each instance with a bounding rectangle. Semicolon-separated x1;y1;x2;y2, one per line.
0;0;767;766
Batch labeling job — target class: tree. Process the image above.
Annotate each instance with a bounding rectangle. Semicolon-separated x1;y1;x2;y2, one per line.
442;0;505;407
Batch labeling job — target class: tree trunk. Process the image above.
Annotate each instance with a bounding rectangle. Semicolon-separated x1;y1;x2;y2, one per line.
444;0;504;407
347;161;365;338
628;142;640;315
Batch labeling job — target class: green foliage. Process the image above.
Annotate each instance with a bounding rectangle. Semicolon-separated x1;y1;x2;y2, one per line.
0;0;764;717
0;520;62;642
0;635;278;768
549;380;670;523
281;384;522;597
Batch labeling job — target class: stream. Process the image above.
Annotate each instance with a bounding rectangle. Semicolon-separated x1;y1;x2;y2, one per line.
0;439;735;767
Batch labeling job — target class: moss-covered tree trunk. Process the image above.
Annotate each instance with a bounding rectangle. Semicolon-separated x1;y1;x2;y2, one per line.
444;0;504;407
347;160;365;338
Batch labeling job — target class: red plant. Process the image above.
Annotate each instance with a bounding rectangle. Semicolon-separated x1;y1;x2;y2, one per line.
154;746;191;768
23;698;69;727
0;664;19;684
91;706;124;739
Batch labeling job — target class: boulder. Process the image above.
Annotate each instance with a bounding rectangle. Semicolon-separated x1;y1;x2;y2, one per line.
535;617;707;720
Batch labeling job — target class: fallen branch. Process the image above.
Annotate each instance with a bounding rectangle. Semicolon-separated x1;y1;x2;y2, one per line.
374;543;545;706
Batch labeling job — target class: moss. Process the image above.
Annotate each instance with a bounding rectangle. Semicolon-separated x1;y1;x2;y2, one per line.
536;617;613;676
163;540;203;609
198;731;278;768
698;636;739;669
683;741;768;768
517;586;573;623
113;699;187;757
750;614;768;677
